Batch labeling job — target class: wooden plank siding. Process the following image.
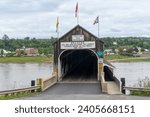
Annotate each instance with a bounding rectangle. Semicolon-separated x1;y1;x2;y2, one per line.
53;25;104;65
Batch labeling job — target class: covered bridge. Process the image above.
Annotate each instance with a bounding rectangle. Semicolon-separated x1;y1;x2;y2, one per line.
52;25;120;94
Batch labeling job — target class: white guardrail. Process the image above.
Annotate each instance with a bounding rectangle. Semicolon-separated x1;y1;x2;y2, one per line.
0;86;41;96
124;86;150;91
0;74;57;96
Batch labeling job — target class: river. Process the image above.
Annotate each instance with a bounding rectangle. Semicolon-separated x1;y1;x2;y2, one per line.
112;62;150;86
0;62;150;91
0;63;53;91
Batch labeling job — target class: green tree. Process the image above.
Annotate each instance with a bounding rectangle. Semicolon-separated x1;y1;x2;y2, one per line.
0;49;4;57
2;34;9;40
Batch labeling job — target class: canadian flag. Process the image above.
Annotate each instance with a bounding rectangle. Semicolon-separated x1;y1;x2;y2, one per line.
75;2;78;17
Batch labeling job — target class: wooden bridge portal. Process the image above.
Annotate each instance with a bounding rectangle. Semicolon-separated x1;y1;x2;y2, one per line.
52;25;121;94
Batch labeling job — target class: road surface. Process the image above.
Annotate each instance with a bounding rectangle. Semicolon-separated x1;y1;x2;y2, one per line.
19;83;150;100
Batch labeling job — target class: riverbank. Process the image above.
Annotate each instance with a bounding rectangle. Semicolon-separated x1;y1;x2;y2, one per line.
105;55;150;62
0;56;52;63
0;55;149;63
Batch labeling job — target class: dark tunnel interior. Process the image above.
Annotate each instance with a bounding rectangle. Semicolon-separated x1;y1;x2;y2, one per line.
104;66;114;81
60;50;98;82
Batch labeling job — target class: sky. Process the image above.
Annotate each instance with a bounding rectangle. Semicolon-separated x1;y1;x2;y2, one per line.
0;0;150;38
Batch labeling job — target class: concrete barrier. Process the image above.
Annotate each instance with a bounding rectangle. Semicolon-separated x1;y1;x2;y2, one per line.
100;73;121;94
37;74;57;91
101;82;108;93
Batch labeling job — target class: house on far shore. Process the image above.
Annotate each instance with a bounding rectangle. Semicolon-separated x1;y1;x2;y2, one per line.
140;49;150;57
16;48;39;56
0;49;11;55
104;49;115;55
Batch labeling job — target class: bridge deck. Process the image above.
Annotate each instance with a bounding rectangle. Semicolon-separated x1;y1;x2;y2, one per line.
19;80;150;100
20;84;150;100
42;83;101;95
61;76;98;83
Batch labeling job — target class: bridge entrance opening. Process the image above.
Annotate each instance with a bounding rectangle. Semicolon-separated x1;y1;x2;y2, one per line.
59;49;98;82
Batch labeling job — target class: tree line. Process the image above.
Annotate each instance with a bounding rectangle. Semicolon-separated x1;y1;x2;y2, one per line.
0;35;56;55
101;37;150;50
0;34;150;55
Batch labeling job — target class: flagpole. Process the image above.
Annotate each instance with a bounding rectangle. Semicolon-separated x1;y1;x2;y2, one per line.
98;16;99;38
56;16;59;39
77;11;79;25
57;28;59;39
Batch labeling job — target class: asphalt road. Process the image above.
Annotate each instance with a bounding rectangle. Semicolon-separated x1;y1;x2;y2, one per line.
20;83;150;100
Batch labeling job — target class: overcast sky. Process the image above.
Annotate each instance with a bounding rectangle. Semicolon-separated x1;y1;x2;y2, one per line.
0;0;150;38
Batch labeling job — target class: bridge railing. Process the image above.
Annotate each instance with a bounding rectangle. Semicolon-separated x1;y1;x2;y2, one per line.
0;86;41;96
37;73;57;91
0;74;57;97
124;86;150;91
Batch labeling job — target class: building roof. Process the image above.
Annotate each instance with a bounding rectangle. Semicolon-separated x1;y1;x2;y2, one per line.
53;24;104;44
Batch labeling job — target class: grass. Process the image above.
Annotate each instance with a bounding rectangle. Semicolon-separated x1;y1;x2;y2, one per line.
0;55;149;63
0;92;34;100
0;87;42;100
130;91;150;96
0;56;52;63
130;77;150;96
104;54;131;60
121;57;150;62
105;54;150;62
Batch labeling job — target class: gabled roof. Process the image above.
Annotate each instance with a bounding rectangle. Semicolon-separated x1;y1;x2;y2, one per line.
53;25;104;44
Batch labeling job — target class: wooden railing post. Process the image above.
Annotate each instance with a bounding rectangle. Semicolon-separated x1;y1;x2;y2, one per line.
121;78;126;94
37;78;43;91
31;80;35;86
31;80;35;92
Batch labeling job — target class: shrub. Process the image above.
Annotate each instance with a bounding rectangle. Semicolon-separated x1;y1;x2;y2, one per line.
131;77;150;96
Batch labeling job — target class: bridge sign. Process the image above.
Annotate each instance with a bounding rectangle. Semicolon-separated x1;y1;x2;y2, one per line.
61;41;95;49
72;35;84;41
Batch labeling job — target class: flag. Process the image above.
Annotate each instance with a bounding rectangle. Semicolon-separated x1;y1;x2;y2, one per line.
75;2;78;17
56;16;59;32
93;16;99;25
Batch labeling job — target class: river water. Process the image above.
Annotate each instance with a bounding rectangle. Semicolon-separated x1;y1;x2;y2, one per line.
112;62;150;86
0;63;53;91
0;62;150;91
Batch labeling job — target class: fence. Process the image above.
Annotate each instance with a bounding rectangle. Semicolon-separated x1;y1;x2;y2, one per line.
0;86;40;96
0;74;57;98
124;86;150;91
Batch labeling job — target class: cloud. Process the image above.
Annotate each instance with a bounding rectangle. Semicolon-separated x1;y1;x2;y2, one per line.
110;28;121;33
0;0;64;14
0;0;150;38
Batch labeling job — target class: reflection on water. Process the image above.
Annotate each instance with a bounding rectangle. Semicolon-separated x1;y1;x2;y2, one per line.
112;62;150;86
0;62;150;91
0;63;53;91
